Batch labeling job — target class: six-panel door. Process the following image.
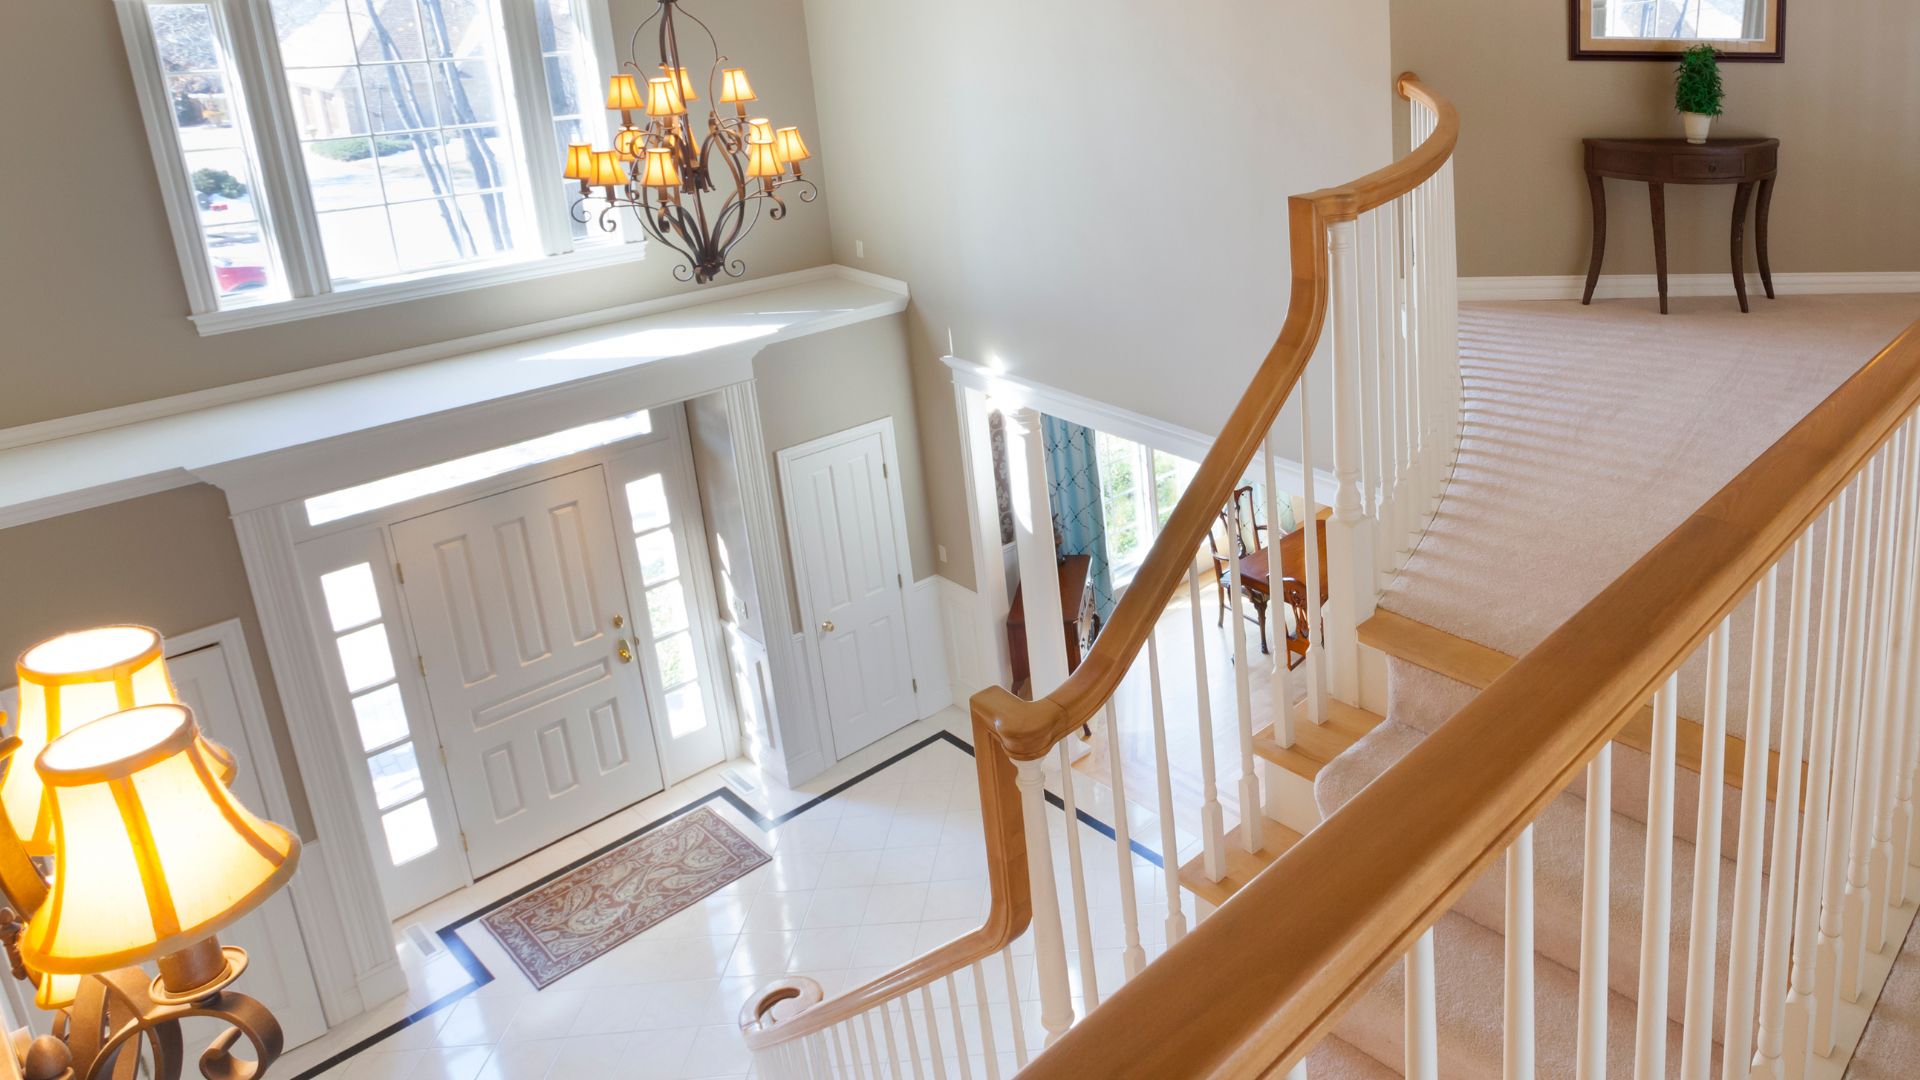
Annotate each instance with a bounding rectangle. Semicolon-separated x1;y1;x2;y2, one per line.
392;466;665;877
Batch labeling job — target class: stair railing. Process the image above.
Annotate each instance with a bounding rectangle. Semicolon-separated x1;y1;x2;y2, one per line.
1013;326;1920;1076
740;73;1461;1076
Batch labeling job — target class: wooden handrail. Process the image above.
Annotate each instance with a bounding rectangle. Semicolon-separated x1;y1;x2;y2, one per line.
742;71;1458;1056
1017;319;1920;1078
740;713;1029;1049
985;73;1459;762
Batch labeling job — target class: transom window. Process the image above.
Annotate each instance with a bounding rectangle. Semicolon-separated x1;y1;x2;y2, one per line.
118;0;626;333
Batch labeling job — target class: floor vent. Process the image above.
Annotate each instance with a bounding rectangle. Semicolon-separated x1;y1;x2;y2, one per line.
404;922;443;958
722;767;760;797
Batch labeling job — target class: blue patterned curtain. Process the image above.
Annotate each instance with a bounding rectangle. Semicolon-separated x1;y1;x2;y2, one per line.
1042;414;1116;629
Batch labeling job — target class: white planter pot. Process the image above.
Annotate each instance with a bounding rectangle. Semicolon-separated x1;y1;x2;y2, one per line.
1682;112;1714;144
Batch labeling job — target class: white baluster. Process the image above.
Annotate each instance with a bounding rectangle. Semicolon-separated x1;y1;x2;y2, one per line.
1815;471;1873;1055
1636;673;1681;1080
1752;537;1813;1080
1187;558;1227;883
1055;742;1101;1011
1101;700;1147;979
1723;565;1778;1080
840;1020;868;1080
1013;758;1073;1046
1145;632;1189;945
942;976;972;1080
968;962;1000;1080
1871;422;1919;948
1843;448;1900;1002
1227;503;1264;854
1357;210;1383;526
807;1031;832;1078
1891;417;1920;909
1265;423;1297;745
920;985;949;1080
1505;825;1536;1080
1406;928;1439;1080
1325;215;1372;704
1784;503;1848;1079
861;1007;887;1080
1001;949;1028;1069
1681;623;1732;1080
1576;744;1611;1080
898;995;927;1080
1392;193;1415;562
1298;364;1328;726
1374;202;1402;588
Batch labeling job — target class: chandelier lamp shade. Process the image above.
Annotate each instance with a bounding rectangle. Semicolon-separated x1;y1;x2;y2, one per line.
0;627;302;1078
4;626;235;857
568;0;818;284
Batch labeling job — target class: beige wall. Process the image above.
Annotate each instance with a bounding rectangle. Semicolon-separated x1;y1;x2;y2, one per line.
798;0;1396;589
0;485;315;840
685;392;763;642
0;0;834;429
753;315;934;630
1391;0;1920;278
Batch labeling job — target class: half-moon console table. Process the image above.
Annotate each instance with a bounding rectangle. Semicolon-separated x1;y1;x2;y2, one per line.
1581;136;1779;314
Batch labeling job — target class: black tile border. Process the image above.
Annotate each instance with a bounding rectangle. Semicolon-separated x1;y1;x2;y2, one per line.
292;728;1161;1078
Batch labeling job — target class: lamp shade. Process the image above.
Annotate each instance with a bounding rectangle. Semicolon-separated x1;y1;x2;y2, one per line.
640;146;682;189
665;65;698;102
607;73;645;111
773;126;811;164
588;150;629;187
718;67;756;104
745;118;773;144
4;627;243;856
21;704;298;975
564;141;595;180
644;76;686;117
745;137;782;179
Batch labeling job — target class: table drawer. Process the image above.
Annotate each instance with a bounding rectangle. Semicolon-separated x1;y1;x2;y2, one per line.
1671;155;1736;180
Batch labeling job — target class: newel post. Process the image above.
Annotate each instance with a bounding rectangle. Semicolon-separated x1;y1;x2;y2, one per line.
1324;216;1378;706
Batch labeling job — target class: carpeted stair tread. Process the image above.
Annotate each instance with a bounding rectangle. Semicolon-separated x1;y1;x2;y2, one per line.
1306;1035;1404;1080
1318;716;1756;1034
1333;910;1717;1079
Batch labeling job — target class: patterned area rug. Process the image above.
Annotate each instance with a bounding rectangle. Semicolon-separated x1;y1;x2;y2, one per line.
480;806;770;988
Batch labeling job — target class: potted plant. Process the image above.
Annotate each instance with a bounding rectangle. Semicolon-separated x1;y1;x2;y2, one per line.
1675;44;1725;144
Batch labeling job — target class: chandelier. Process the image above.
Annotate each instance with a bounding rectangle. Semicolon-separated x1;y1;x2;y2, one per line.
564;0;818;284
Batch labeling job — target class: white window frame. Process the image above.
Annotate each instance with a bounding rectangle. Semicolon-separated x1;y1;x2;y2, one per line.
115;0;640;338
1096;431;1156;587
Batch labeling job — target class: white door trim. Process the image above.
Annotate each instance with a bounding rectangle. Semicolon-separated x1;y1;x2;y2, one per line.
230;506;410;1025
776;417;922;765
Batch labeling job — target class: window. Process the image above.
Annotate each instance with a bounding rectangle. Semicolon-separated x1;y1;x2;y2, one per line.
118;0;626;332
1096;431;1198;584
622;472;715;741
303;407;651;526
317;561;439;865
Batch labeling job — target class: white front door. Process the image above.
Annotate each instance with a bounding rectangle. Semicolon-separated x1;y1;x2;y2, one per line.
782;425;917;759
393;467;665;877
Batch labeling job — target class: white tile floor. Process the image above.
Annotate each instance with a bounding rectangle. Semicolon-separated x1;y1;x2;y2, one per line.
280;707;1198;1080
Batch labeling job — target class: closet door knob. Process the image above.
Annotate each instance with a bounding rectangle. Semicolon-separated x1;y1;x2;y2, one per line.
820;620;835;633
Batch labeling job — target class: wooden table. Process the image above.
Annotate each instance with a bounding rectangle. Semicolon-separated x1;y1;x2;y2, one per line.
1007;553;1092;694
1237;519;1328;664
1581;137;1779;314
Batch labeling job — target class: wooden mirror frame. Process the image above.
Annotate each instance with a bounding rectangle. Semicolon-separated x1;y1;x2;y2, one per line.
1569;0;1786;62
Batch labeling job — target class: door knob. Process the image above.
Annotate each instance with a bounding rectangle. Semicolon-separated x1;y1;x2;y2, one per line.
820;620;835;633
612;613;625;629
616;640;633;664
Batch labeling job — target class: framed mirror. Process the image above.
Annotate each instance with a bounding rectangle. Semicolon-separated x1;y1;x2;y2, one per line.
1571;0;1786;61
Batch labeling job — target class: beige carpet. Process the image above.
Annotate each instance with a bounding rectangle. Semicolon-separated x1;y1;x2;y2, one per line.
1847;887;1920;1077
1315;293;1920;1077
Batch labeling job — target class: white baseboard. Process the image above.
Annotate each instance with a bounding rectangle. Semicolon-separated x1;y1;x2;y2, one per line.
1462;271;1920;303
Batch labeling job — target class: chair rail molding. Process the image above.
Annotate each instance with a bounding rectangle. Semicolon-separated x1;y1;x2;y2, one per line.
229;505;410;1025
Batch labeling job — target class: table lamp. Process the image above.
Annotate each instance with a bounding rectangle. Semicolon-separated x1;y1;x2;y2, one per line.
0;629;300;1080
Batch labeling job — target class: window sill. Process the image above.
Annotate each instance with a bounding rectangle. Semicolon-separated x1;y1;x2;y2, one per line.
189;240;649;337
